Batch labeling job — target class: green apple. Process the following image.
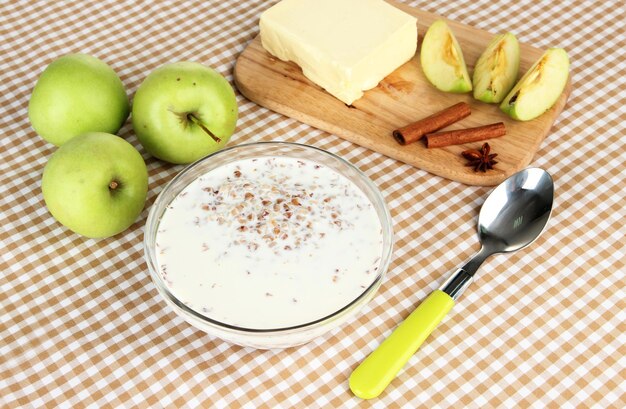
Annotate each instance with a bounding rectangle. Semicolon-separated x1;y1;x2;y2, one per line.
420;20;472;93
28;53;130;146
500;48;569;121
132;62;238;164
42;132;148;238
473;32;520;103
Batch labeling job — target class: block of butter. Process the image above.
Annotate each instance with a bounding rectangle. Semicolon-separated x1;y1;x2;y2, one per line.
259;0;417;105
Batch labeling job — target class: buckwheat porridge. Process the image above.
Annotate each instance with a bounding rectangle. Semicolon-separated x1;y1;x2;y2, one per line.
155;156;384;329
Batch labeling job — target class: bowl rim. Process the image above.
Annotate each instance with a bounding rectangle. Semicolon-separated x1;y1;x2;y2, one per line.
144;141;394;334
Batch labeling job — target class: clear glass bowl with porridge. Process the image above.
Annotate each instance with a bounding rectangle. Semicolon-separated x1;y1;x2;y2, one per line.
144;142;393;348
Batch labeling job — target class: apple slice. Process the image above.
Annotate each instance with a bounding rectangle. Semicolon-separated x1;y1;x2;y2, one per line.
472;33;520;103
500;48;569;121
420;20;472;93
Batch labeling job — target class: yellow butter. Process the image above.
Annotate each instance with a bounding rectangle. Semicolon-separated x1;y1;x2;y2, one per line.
260;0;417;105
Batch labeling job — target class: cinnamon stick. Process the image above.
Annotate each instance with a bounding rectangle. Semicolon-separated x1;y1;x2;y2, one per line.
425;122;506;148
392;102;471;145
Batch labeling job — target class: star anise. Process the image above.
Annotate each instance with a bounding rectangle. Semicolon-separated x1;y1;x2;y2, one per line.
462;143;498;172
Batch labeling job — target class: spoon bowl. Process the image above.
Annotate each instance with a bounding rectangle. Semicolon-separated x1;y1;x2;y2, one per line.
478;168;554;254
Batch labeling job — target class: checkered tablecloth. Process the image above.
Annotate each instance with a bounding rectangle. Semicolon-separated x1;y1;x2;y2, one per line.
1;0;624;407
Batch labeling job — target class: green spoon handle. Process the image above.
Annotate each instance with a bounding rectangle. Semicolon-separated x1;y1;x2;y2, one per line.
349;290;455;399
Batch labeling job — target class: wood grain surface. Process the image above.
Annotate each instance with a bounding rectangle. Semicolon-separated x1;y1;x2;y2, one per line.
233;1;572;185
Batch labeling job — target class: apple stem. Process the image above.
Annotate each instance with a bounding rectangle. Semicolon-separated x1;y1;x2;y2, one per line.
187;113;221;143
109;181;119;190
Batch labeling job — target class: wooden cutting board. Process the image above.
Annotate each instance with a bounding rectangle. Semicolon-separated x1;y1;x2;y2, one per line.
233;1;572;186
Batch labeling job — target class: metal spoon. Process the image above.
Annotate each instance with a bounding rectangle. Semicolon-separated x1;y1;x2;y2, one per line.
350;168;554;399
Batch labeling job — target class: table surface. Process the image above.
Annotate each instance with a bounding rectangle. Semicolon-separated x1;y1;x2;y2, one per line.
1;0;624;407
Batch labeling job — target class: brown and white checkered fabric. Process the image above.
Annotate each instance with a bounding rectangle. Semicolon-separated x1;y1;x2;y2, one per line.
1;0;624;407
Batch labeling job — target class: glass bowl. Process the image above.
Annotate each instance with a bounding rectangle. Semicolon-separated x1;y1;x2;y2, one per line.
144;142;393;349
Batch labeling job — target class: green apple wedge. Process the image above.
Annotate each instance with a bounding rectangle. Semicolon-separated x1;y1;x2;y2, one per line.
473;33;520;103
42;132;148;238
29;54;129;146
420;20;472;93
500;48;569;121
132;62;238;164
